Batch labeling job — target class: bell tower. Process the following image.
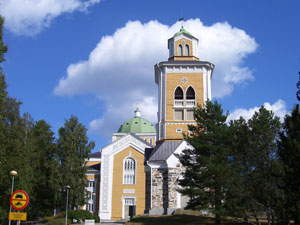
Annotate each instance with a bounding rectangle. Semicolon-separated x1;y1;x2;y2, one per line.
155;26;215;141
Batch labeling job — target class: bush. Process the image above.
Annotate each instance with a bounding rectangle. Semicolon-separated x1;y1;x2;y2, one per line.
93;214;100;223
0;208;8;225
68;210;99;223
39;211;66;223
46;218;71;225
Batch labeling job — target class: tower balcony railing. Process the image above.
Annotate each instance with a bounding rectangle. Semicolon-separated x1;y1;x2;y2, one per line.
186;100;196;107
174;100;184;107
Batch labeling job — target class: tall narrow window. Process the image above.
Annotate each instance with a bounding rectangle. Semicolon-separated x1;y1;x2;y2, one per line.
174;109;184;120
123;157;136;184
186;109;195;120
174;86;184;107
184;44;190;56
177;44;183;56
175;87;184;99
186;87;195;99
186;87;196;107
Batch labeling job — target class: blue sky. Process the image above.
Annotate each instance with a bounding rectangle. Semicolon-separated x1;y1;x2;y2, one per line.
1;0;299;151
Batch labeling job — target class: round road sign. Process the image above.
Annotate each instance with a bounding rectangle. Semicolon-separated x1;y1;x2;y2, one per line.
10;190;29;210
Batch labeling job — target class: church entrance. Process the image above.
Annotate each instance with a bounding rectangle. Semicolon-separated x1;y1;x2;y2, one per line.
123;197;136;219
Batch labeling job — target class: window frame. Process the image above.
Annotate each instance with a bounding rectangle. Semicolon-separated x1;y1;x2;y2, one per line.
177;44;183;56
184;44;190;56
123;157;137;185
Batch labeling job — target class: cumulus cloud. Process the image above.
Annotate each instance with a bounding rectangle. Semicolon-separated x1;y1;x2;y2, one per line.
227;99;287;122
0;0;100;36
54;19;258;139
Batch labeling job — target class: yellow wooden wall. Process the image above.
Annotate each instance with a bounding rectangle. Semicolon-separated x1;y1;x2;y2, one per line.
111;146;146;220
165;72;203;139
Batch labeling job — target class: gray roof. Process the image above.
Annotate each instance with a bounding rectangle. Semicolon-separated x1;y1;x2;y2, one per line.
89;151;101;159
148;140;183;162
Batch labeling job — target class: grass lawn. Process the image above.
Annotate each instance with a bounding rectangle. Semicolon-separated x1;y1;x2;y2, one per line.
126;214;252;225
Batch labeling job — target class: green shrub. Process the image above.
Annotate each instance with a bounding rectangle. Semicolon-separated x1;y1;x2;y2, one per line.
46;218;71;225
68;210;98;222
39;211;66;223
38;216;52;223
0;208;8;225
53;211;65;219
93;214;100;223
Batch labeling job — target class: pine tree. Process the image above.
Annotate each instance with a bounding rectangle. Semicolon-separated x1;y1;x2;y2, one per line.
226;118;253;220
57;115;95;209
30;120;60;218
228;111;281;225
278;104;300;224
178;101;231;224
241;107;281;225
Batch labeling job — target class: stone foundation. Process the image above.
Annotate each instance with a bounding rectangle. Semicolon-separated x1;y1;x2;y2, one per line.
149;167;184;212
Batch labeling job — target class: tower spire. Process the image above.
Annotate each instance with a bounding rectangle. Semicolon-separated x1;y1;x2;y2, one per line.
179;17;184;28
134;102;141;117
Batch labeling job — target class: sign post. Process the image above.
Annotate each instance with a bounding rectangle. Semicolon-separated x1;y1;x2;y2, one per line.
9;190;29;223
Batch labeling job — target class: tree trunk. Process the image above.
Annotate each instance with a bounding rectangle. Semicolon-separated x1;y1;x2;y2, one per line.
267;207;271;225
254;213;260;225
271;210;275;225
215;214;221;225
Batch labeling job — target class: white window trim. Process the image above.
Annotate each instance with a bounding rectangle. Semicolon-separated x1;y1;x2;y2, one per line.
123;157;137;185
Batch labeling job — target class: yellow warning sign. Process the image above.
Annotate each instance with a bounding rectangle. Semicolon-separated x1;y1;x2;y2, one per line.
8;212;27;221
10;190;29;210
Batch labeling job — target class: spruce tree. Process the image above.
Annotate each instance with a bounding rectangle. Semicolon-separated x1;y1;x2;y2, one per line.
57;115;95;209
246;107;281;225
178;101;231;224
278;104;300;224
30;120;60;218
226;118;253;220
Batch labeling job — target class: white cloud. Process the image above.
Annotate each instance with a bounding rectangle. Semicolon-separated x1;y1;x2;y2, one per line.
227;99;287;122
0;0;100;36
54;19;258;139
89;96;157;138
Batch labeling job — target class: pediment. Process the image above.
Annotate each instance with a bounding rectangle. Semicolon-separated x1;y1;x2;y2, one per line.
101;133;151;156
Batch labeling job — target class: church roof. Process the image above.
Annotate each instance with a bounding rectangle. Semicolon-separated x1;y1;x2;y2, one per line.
148;140;183;161
173;26;194;38
117;108;156;134
89;151;101;159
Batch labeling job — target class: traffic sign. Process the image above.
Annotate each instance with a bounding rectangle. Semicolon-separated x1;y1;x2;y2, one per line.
10;190;29;210
8;212;27;221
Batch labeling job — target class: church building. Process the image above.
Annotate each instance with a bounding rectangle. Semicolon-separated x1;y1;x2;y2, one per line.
84;26;214;221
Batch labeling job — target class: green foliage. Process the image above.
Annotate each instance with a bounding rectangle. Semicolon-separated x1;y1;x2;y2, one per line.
179;101;231;224
179;102;284;225
57;115;95;208
278;104;300;224
0;17;94;221
68;209;99;222
0;17;7;64
46;218;71;225
29;120;60;218
228;107;281;224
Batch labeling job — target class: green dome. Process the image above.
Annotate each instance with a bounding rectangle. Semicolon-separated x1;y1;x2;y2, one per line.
173;26;193;38
118;109;156;133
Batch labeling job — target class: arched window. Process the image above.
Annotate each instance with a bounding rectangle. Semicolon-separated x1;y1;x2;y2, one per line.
186;87;195;99
184;44;190;56
174;87;184;99
177;44;183;56
123;157;136;184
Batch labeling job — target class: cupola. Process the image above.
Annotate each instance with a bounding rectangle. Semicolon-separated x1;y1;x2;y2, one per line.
168;26;199;61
